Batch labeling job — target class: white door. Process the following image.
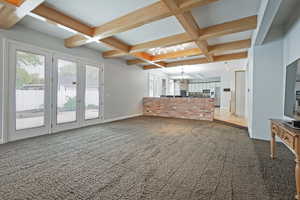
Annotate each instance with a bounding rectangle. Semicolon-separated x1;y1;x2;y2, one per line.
8;43;52;141
235;71;246;117
52;56;81;132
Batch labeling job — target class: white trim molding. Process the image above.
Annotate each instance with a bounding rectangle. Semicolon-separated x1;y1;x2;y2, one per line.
101;114;143;124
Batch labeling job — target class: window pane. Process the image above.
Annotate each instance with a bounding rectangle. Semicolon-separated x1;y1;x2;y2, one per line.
57;59;77;124
85;65;100;120
16;51;45;130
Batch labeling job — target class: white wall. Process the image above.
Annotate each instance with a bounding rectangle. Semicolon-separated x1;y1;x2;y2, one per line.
247;2;300;141
247;47;254;134
104;59;147;120
249;38;284;140
0;24;148;131
0;38;3;141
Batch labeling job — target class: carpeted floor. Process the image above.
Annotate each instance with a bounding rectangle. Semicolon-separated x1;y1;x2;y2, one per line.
0;116;295;200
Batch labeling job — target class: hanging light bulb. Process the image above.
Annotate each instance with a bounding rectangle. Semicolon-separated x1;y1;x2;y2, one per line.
181;67;185;80
225;62;230;71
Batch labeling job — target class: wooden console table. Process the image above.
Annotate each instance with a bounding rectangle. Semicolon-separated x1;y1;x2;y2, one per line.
270;119;300;199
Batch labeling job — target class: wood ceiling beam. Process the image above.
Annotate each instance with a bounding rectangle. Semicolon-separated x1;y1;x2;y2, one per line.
130;33;192;53
64;0;218;48
143;62;168;70
127;59;147;65
102;15;257;58
177;0;219;11
127;48;203;65
103;50;127;58
131;52;153;61
99;37;131;53
199;15;258;40
32;4;94;36
143;51;248;70
0;0;44;29
127;48;201;65
213;51;248;62
1;0;25;7
99;36;166;68
208;39;251;54
133;52;166;68
127;39;251;65
94;2;171;39
153;47;202;61
103;33;192;58
167;51;248;67
161;0;213;61
64;34;88;48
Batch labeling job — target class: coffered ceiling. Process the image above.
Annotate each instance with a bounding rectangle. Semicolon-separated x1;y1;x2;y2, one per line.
0;0;262;70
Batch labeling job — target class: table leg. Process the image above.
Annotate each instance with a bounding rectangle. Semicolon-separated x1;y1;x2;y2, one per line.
296;156;300;199
271;131;276;159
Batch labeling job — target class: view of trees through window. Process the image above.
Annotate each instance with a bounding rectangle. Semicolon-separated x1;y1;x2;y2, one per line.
16;50;45;130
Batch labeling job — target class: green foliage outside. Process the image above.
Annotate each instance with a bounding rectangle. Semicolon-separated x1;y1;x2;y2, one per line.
16;51;44;89
87;104;98;109
63;96;76;111
16;68;43;89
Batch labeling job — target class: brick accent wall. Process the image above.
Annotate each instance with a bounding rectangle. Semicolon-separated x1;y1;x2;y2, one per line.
143;97;215;121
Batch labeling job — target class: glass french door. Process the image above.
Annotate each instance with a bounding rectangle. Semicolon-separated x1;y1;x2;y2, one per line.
52;56;81;132
84;65;101;120
8;43;52;141
52;58;102;132
7;42;103;142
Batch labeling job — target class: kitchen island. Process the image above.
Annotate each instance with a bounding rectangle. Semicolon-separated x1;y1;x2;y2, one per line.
143;97;215;121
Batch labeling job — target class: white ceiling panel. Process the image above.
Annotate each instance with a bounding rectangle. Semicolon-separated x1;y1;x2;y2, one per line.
192;0;261;28
121;55;138;60
45;0;159;27
19;16;74;39
214;48;248;56
85;42;112;52
20;16;115;53
116;16;184;45
164;55;206;63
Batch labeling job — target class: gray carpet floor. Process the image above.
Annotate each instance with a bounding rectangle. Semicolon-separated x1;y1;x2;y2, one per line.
0;116;295;200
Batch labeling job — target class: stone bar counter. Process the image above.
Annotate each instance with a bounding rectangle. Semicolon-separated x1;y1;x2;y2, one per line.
143;97;215;121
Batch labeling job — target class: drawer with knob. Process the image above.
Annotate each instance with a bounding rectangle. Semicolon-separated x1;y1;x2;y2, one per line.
279;131;294;149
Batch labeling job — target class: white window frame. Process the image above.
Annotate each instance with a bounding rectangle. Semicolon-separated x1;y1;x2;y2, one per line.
52;54;81;133
82;62;104;126
51;54;104;133
7;41;52;142
0;38;4;144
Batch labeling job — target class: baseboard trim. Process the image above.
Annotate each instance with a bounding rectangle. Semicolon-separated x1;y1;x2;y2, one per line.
101;113;143;124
